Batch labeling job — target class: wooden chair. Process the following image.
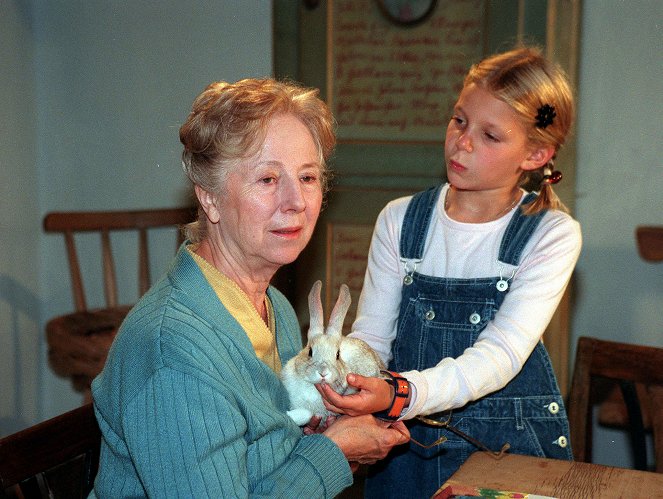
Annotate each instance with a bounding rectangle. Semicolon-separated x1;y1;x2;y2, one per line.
44;207;195;400
568;336;663;472
585;225;663;465
0;403;101;498
636;225;663;262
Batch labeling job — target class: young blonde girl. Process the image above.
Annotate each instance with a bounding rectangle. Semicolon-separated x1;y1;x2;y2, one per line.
320;46;582;498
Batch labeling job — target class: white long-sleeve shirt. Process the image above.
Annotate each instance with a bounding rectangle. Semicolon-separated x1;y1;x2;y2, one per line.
349;183;582;418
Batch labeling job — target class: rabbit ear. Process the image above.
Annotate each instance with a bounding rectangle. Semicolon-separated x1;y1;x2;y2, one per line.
326;283;351;337
307;280;324;339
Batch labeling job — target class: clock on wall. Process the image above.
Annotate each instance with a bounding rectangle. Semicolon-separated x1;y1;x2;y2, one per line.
377;0;438;26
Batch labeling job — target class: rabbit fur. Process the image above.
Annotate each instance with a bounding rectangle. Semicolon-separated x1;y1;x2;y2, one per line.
281;280;384;426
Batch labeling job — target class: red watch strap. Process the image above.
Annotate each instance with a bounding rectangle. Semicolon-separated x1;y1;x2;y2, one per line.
376;370;409;420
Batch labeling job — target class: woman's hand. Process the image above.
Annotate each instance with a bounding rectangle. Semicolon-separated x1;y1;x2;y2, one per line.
323;414;410;465
302;415;337;435
317;374;394;416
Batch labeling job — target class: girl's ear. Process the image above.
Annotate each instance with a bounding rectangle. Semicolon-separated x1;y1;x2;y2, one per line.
194;185;221;224
521;145;556;171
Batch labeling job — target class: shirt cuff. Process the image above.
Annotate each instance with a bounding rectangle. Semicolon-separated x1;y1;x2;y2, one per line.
399;370;429;419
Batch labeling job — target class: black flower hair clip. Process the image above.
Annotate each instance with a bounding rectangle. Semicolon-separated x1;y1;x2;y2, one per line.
535;104;556;129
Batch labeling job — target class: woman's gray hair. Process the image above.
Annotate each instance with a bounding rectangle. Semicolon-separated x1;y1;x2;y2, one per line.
179;78;336;243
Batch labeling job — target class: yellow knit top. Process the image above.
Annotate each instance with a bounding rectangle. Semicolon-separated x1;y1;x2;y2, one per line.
187;246;282;373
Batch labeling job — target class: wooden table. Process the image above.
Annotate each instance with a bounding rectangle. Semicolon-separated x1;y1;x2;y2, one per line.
436;451;663;498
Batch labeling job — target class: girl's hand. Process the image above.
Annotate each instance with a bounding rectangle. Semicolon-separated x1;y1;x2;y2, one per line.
317;374;394;416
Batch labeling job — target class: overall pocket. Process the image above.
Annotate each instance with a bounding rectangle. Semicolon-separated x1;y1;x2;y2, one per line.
393;295;497;371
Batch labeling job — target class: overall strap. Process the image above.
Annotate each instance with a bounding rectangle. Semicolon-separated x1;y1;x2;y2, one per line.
399;185;442;260
498;192;548;266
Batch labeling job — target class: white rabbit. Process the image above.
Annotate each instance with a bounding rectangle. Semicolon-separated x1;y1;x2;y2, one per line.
281;280;385;426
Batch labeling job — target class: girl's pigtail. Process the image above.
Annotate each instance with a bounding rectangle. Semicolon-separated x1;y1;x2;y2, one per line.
522;160;569;215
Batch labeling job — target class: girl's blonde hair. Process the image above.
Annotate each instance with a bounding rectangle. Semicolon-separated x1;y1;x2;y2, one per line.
179;78;336;243
464;46;575;214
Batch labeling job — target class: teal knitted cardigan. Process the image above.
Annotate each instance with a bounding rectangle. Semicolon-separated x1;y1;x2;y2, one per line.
90;245;352;498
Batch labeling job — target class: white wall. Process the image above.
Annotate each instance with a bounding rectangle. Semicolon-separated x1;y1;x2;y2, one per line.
0;0;272;435
573;0;663;468
0;0;40;436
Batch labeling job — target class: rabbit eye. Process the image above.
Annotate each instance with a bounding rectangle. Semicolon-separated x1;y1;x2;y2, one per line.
308;346;312;357
336;350;340;360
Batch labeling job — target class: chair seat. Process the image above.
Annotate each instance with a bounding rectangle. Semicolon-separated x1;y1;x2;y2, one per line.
46;306;132;392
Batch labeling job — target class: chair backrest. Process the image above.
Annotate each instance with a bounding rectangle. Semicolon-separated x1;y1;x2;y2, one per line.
0;404;101;498
636;225;663;262
568;336;663;473
44;207;195;311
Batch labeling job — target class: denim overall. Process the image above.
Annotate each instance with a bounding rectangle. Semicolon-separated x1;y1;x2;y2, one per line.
365;186;572;499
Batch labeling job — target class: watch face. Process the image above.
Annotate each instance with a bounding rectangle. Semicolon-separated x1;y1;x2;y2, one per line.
377;0;438;26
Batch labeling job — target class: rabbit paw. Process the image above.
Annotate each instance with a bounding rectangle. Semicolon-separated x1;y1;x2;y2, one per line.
287;408;314;426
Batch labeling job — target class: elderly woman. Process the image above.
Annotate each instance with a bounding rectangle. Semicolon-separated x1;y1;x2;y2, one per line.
89;78;409;498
